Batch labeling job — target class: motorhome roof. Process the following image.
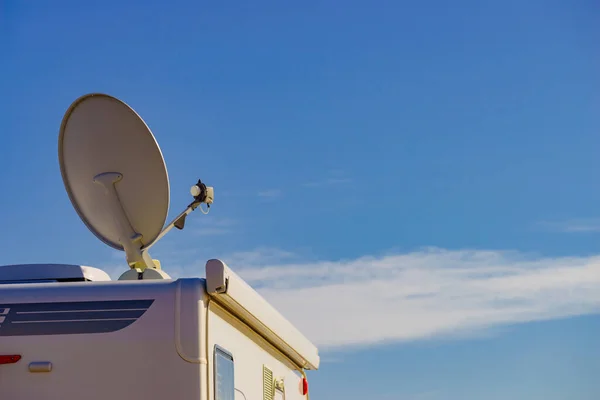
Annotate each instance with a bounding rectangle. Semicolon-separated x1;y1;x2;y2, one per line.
0;264;112;283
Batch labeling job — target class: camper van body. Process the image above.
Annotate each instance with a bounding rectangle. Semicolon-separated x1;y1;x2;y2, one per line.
0;260;319;400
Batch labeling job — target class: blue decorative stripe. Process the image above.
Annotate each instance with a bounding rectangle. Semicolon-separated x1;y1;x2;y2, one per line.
0;299;154;337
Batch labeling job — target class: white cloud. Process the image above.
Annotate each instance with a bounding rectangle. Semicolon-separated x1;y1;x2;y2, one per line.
100;246;600;351
219;247;298;267
224;247;600;350
301;168;353;188
191;217;237;236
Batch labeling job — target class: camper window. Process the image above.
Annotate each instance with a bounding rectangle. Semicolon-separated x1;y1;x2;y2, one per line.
214;346;234;400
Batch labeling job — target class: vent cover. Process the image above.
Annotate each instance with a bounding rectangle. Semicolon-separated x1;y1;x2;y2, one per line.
263;365;274;400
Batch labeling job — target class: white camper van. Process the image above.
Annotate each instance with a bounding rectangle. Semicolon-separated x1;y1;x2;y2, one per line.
0;94;320;400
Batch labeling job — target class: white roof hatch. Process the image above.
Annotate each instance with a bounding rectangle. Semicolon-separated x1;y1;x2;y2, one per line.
0;264;112;284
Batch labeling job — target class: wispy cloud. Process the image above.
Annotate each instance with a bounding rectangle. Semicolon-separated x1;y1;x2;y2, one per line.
410;390;443;400
191;217;237;236
219;247;298;267
219;247;600;350
535;218;600;233
257;189;283;199
301;168;353;188
251;170;352;201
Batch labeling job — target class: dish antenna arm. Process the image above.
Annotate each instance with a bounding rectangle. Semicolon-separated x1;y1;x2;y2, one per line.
145;179;214;252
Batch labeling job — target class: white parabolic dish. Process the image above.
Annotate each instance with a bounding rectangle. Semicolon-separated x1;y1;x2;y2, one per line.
58;93;170;252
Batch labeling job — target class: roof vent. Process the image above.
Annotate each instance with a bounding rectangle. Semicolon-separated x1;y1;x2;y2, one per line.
0;264;111;284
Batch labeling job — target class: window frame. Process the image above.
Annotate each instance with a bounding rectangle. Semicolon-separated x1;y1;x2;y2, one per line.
214;345;235;400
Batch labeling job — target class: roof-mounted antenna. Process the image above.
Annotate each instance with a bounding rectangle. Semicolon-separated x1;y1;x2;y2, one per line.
58;93;214;280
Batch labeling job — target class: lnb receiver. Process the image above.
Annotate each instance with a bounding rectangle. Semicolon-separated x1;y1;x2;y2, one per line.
190;179;214;207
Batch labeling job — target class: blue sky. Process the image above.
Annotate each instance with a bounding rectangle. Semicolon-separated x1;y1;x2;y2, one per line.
1;1;600;399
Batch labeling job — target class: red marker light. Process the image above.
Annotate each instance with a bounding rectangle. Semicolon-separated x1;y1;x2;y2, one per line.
0;355;21;365
302;377;308;395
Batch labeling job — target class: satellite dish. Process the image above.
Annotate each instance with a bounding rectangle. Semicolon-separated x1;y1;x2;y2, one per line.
59;93;215;277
